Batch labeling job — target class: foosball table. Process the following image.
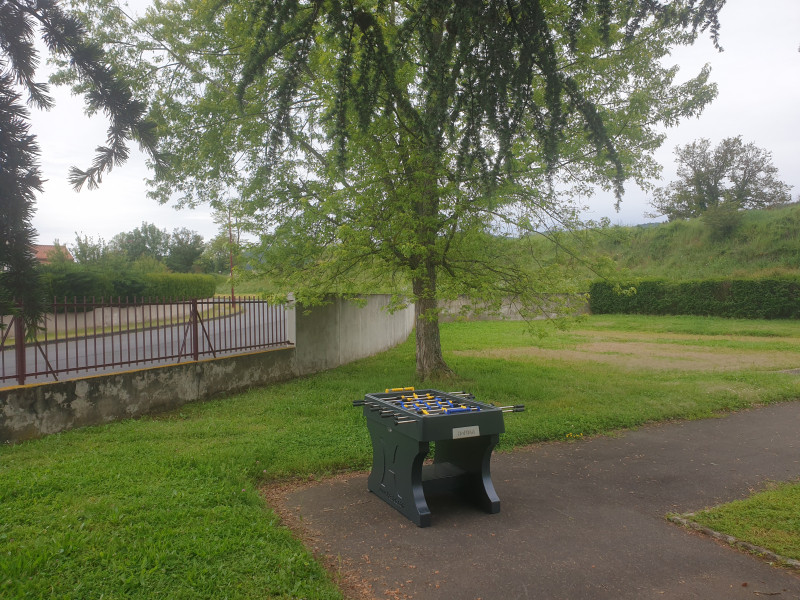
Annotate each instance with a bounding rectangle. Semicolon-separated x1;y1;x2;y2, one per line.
353;388;524;527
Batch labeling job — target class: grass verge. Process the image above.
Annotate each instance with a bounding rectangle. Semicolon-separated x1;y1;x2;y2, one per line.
685;482;800;564
2;316;799;598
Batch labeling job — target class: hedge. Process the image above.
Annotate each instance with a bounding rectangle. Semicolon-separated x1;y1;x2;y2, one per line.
39;265;217;301
589;278;800;319
141;273;217;299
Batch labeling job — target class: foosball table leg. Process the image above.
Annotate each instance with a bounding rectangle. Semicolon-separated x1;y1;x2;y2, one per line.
366;422;433;527
431;433;501;514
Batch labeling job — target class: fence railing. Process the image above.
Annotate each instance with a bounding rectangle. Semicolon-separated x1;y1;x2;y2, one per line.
0;297;290;386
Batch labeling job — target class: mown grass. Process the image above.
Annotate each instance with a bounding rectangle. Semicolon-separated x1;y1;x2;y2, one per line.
691;482;800;561
2;316;799;598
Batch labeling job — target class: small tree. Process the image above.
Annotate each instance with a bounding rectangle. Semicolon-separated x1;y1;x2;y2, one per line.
650;137;793;220
109;222;171;263
198;234;234;275
702;202;743;241
165;228;206;273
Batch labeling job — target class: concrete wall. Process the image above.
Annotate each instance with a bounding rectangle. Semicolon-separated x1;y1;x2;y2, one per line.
294;295;415;375
0;348;297;443
1;295;414;444
439;294;590;322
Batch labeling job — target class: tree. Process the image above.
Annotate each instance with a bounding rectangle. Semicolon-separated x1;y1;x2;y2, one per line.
109;222;171;262
71;234;106;264
65;0;724;378
0;0;162;330
199;233;235;275
165;228;206;273
650;136;793;220
0;69;43;327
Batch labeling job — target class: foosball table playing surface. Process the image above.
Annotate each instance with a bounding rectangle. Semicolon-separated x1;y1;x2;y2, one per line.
353;388;524;527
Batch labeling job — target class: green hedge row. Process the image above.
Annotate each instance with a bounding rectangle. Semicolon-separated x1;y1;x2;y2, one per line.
139;273;218;299
39;265;217;301
589;278;800;319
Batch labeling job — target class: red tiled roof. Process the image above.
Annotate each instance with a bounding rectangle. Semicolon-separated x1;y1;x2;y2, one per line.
33;245;75;263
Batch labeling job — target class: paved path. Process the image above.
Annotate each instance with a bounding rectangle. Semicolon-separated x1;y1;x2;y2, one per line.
275;402;800;599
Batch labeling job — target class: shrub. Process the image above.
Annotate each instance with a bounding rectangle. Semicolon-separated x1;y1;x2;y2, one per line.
703;203;744;242
39;264;217;301
142;273;217;299
39;263;114;300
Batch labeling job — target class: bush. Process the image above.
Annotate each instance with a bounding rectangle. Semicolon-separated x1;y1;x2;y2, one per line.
39;264;114;300
142;273;217;299
589;277;800;319
39;264;217;300
703;203;744;242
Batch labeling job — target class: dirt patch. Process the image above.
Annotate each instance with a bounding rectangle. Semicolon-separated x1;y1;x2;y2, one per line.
453;330;800;372
261;473;378;600
573;329;795;345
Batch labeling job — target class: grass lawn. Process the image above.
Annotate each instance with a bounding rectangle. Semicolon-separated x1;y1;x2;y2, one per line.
690;482;800;562
2;315;799;598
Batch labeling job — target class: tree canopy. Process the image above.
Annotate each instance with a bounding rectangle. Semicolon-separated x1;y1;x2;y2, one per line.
650;136;793;221
70;224;213;273
63;0;725;378
109;221;171;262
164;227;206;273
0;0;162;329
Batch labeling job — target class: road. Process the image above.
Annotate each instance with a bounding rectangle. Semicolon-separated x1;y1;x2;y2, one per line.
1;299;289;386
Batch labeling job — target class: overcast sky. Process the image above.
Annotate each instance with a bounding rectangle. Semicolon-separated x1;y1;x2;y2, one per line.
29;0;800;246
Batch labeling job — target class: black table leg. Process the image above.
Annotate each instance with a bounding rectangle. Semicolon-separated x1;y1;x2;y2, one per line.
366;421;432;527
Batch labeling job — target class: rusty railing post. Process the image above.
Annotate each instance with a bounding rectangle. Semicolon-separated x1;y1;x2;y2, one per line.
191;299;199;362
14;309;26;386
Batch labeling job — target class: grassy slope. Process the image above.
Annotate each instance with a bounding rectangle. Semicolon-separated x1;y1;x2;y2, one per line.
3;317;800;597
222;204;800;297
591;203;800;281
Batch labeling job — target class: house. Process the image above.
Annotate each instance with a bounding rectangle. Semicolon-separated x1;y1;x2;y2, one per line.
33;245;74;264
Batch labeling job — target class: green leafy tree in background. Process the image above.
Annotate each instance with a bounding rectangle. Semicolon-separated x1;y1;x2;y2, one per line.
109;221;171;262
199;233;236;275
74;225;209;273
70;233;130;269
0;0;162;329
165;227;205;273
63;0;724;378
650;136;793;221
71;234;109;264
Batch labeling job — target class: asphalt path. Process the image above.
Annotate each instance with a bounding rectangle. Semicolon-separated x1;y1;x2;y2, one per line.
273;401;800;600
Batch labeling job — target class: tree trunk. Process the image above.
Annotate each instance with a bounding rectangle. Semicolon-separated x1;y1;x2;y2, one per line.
413;264;453;381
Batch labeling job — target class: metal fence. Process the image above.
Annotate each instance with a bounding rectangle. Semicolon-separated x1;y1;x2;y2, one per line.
0;297;290;386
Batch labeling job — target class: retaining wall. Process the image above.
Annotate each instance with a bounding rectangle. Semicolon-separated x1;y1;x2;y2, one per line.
1;295;414;444
439;294;589;322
